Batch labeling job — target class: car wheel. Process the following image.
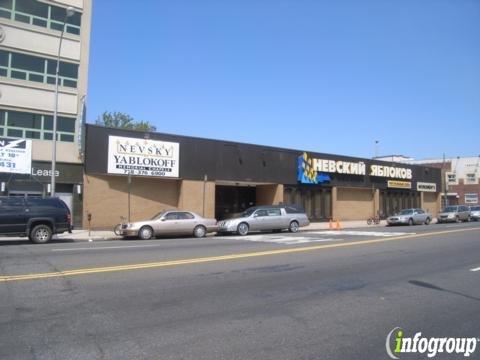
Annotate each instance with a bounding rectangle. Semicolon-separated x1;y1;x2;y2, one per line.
289;221;300;233
138;226;154;240
408;218;414;226
424;217;431;225
237;223;249;236
456;216;461;223
193;225;207;238
29;224;53;244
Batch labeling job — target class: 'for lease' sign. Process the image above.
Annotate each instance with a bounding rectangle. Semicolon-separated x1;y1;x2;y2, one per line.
107;136;179;178
0;137;32;174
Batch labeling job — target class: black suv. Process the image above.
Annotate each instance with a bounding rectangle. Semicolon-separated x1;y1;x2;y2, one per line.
0;197;72;244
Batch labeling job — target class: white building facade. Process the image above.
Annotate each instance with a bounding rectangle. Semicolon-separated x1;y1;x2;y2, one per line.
0;0;92;226
411;156;480;206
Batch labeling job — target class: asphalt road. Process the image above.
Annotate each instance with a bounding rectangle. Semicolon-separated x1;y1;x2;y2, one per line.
1;222;479;360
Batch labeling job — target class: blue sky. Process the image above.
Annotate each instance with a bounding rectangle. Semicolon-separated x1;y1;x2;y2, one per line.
87;0;480;160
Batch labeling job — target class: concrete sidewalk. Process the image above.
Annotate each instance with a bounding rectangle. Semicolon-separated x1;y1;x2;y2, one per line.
55;219;388;242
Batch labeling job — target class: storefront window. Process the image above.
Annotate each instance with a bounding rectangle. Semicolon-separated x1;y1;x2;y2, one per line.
465;193;478;204
284;186;332;221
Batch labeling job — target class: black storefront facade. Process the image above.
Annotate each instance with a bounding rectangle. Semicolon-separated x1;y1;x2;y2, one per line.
0;161;84;227
83;125;441;229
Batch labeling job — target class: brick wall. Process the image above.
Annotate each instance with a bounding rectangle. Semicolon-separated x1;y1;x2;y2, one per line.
83;175;180;229
334;187;374;220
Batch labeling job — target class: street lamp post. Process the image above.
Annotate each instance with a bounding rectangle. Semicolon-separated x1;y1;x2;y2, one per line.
442;153;448;208
51;6;75;197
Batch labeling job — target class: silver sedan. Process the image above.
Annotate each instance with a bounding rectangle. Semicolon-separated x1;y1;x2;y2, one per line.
218;205;310;236
386;208;432;226
120;211;218;240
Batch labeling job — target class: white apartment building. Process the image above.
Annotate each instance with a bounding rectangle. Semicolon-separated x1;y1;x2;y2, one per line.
0;0;92;226
410;156;480;206
375;155;480;206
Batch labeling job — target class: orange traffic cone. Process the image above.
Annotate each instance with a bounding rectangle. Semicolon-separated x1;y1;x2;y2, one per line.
335;219;342;230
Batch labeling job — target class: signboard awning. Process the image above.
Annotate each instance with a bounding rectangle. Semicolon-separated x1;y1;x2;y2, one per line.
388;180;412;189
417;182;437;192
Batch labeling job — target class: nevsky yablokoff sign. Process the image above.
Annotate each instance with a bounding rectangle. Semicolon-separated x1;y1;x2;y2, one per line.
0;137;32;174
107;135;179;178
297;152;413;184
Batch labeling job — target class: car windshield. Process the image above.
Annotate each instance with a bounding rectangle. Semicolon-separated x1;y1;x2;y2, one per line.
151;211;166;220
443;206;457;213
398;209;413;215
242;208;257;217
470;206;480;211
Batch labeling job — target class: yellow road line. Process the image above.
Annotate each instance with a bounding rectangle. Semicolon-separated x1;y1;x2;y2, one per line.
1;227;478;283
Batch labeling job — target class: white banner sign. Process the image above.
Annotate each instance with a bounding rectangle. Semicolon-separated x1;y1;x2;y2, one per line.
0;137;32;174
417;182;437;192
108;136;179;178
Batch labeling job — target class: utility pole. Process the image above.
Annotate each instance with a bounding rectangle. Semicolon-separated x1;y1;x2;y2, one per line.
202;174;207;216
51;7;75;197
443;153;448;208
127;173;131;223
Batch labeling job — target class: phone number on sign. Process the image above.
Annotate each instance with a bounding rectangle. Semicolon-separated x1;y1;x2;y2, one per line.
122;169;171;176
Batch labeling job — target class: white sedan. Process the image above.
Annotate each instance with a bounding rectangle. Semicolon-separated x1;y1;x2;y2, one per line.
387;208;432;226
119;211;218;239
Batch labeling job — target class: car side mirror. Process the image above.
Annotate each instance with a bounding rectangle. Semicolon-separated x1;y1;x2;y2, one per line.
161;218;166;221
253;213;259;218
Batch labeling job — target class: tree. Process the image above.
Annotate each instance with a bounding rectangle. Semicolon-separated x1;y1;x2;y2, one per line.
95;111;156;132
134;120;157;132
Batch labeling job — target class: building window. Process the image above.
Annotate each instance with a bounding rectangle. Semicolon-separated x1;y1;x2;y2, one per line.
7;111;42;129
446;172;457;184
0;0;82;35
0;50;78;88
465;193;478;204
0;109;75;142
466;173;477;184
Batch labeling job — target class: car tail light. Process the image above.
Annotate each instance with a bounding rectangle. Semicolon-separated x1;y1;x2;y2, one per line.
67;213;72;225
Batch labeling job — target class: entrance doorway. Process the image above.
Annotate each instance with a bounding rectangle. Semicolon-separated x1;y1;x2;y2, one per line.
284;186;332;221
380;190;420;217
57;192;74;220
215;185;256;220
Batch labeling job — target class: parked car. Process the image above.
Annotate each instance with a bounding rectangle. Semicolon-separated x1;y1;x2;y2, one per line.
469;206;480;221
217;205;310;236
437;205;471;223
119;210;218;240
386;208;432;226
0;196;72;244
